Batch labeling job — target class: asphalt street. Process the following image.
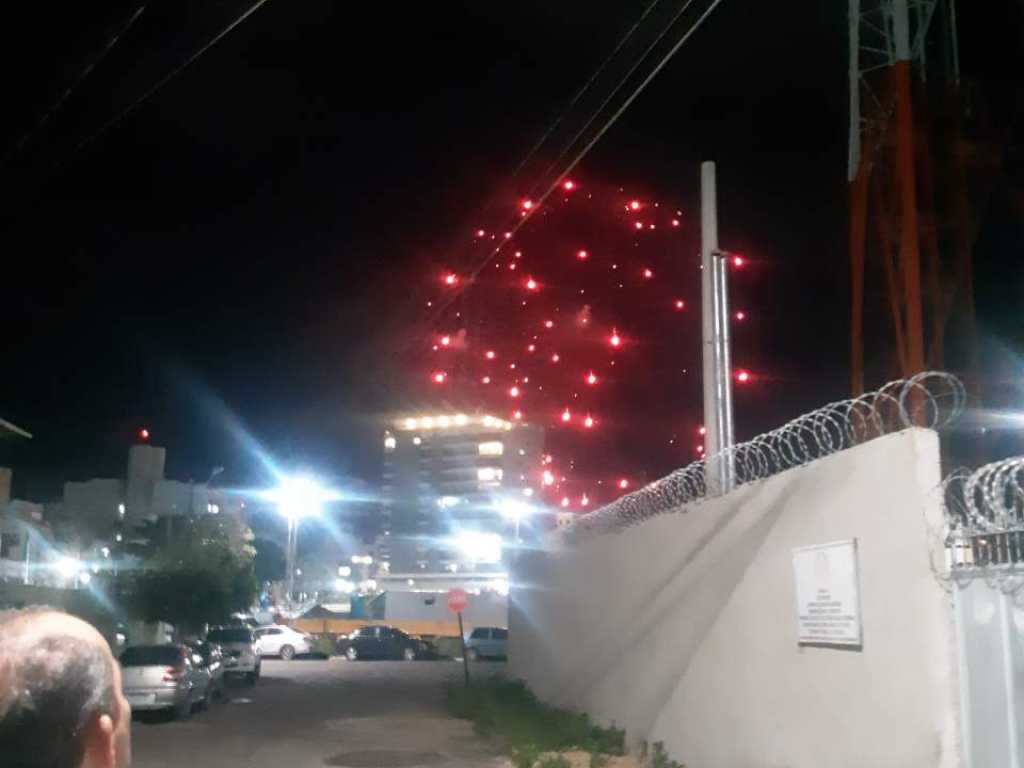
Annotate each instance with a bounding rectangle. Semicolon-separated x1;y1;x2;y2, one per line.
131;659;507;768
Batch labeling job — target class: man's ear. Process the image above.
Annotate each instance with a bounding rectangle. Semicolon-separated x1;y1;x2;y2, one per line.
82;714;116;768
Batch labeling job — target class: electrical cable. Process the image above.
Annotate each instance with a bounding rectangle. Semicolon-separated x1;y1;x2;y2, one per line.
510;0;666;179
67;0;275;159
1;4;148;168
418;0;728;337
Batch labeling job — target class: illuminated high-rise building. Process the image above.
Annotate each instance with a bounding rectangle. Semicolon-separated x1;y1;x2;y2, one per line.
376;413;543;574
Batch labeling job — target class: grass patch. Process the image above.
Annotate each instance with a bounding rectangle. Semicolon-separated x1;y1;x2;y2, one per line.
446;676;625;768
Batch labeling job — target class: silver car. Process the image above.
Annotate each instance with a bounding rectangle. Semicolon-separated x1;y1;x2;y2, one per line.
207;626;262;683
120;644;214;719
464;627;508;660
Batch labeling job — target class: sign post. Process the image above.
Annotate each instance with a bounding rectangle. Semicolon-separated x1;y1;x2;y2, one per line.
447;587;470;687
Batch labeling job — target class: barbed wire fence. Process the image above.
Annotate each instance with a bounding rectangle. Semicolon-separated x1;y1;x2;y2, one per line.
939;455;1024;597
565;371;965;540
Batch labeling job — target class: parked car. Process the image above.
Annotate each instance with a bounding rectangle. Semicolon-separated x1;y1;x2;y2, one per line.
207;626;261;683
119;644;214;719
253;624;314;660
338;625;426;661
187;641;225;699
464;627;508;660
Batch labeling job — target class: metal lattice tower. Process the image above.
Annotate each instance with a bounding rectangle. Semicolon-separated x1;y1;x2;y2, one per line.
847;0;973;397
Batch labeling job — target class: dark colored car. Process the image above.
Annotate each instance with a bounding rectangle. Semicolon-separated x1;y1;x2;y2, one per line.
187;641;226;699
339;625;426;661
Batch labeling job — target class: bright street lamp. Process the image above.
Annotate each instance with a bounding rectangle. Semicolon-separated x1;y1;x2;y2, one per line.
454;531;502;564
265;474;340;609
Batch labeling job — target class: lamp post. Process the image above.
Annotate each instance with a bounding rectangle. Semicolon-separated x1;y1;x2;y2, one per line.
266;475;339;613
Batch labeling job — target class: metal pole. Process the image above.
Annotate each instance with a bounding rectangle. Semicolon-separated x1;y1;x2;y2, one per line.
285;517;296;609
457;611;470;688
700;161;735;494
714;241;735;489
701;162;722;491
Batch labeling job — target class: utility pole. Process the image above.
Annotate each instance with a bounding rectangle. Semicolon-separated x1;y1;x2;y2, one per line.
285;516;297;609
700;161;735;494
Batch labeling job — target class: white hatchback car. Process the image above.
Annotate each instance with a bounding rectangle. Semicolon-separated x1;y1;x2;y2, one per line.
253;624;314;660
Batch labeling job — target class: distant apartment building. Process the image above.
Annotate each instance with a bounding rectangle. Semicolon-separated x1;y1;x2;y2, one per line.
375;412;543;574
56;444;239;546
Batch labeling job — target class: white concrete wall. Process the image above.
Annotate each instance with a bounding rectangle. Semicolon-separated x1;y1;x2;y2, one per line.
510;429;961;768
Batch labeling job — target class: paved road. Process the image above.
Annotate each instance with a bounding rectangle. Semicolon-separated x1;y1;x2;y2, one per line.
131;659;506;768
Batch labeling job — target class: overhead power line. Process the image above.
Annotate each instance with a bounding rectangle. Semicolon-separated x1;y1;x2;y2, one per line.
421;0;728;334
510;0;666;179
70;0;276;159
1;4;148;168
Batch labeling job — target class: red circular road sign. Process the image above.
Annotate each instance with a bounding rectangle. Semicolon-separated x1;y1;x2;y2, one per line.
447;588;468;614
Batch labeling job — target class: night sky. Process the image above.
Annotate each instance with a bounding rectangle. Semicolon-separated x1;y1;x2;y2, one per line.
1;1;1020;501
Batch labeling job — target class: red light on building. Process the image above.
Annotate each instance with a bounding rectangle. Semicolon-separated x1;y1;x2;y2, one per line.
551;353;560;363
432;372;447;384
733;255;744;267
525;277;538;291
139;428;150;441
543;319;553;329
443;273;458;286
581;494;590;507
509;386;520;398
475;229;485;237
674;299;685;310
561;408;571;423
735;369;751;383
609;330;622;348
697;445;705;453
563;180;575;191
521;199;534;211
735;311;746;321
634;221;643;230
671;219;680;227
485;350;495;360
698;426;707;436
577;249;588;260
584;415;595;429
585;371;597;385
482;376;491;384
561;497;570;508
527;344;536;352
629;200;641;211
513;410;523;420
618;478;629;490
440;335;451;346
643;268;653;279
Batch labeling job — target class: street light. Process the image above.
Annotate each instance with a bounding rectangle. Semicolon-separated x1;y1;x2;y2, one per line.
497;499;533;543
265;474;340;610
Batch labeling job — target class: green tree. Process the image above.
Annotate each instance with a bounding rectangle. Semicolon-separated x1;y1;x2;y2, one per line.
127;514;257;637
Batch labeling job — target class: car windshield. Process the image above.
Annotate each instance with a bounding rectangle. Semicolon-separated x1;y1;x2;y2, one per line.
120;646;182;666
208;628;253;643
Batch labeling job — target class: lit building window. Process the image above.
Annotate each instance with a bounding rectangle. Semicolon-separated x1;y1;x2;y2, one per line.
477;467;504;483
478;441;504;456
384;436;396;452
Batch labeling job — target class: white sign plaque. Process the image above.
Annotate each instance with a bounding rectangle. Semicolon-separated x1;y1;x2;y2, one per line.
792;539;862;646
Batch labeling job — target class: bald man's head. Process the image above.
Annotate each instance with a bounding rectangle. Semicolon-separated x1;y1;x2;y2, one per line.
0;607;131;768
